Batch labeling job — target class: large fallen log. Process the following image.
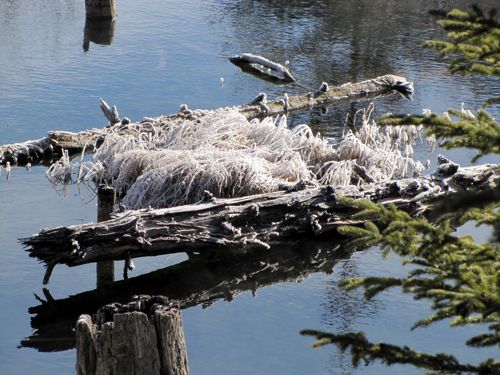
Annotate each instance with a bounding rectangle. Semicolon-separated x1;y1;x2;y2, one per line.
0;74;410;166
22;163;498;271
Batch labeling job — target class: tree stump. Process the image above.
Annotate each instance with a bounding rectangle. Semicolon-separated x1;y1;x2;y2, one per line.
85;0;116;20
76;295;189;375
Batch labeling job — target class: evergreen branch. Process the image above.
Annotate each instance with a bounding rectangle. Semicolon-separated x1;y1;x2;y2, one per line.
300;330;498;373
424;6;499;75
302;7;500;373
483;96;500;107
378;110;500;161
335;199;500;331
466;332;500;347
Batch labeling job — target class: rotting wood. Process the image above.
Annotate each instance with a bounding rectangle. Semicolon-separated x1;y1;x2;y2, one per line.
76;295;188;375
0;74;410;167
22;163;499;270
23;242;345;352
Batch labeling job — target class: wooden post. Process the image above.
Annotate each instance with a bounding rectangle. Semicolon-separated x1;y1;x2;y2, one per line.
96;186;115;288
76;295;189;375
85;0;116;20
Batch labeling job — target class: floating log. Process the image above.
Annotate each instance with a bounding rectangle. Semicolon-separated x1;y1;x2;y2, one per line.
0;137;60;166
0;129;103;167
76;295;189;375
22;163;499;271
0;74;410;167
23;241;346;352
229;53;296;82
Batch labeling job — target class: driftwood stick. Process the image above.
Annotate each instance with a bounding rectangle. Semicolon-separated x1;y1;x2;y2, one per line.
229;53;296;82
21;164;499;269
0;74;409;166
76;295;188;375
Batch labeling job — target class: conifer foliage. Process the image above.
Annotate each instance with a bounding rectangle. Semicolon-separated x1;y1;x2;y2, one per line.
301;7;499;374
424;6;499;76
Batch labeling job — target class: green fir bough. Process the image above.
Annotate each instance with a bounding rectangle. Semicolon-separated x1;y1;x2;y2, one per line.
302;6;500;374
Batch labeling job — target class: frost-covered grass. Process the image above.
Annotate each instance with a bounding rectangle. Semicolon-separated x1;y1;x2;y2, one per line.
47;105;426;209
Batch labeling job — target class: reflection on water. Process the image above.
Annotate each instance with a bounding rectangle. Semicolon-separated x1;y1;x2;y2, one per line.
1;0;499;374
22;242;348;352
83;18;116;52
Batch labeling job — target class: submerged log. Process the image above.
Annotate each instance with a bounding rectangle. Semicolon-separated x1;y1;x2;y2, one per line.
22;163;499;270
0;74;409;166
76;295;188;375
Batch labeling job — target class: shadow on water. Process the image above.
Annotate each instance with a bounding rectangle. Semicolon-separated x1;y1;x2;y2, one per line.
21;240;352;352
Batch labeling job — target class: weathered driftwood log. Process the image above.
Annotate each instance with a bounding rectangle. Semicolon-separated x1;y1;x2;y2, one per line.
0;129;104;167
229;53;296;82
23;241;345;352
22;164;498;270
76;295;188;375
0;74;409;166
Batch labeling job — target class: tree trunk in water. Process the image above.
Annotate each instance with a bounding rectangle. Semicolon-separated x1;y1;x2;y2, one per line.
76;295;189;375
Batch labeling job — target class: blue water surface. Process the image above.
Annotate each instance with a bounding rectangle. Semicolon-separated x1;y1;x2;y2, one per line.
0;1;499;374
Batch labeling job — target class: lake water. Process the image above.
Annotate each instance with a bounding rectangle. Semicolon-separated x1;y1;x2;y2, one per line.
0;1;499;374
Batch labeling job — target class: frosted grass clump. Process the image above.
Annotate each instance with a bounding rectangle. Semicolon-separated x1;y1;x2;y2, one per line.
338;104;426;180
46;150;72;184
80;110;339;208
48;105;428;209
123;151;287;209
